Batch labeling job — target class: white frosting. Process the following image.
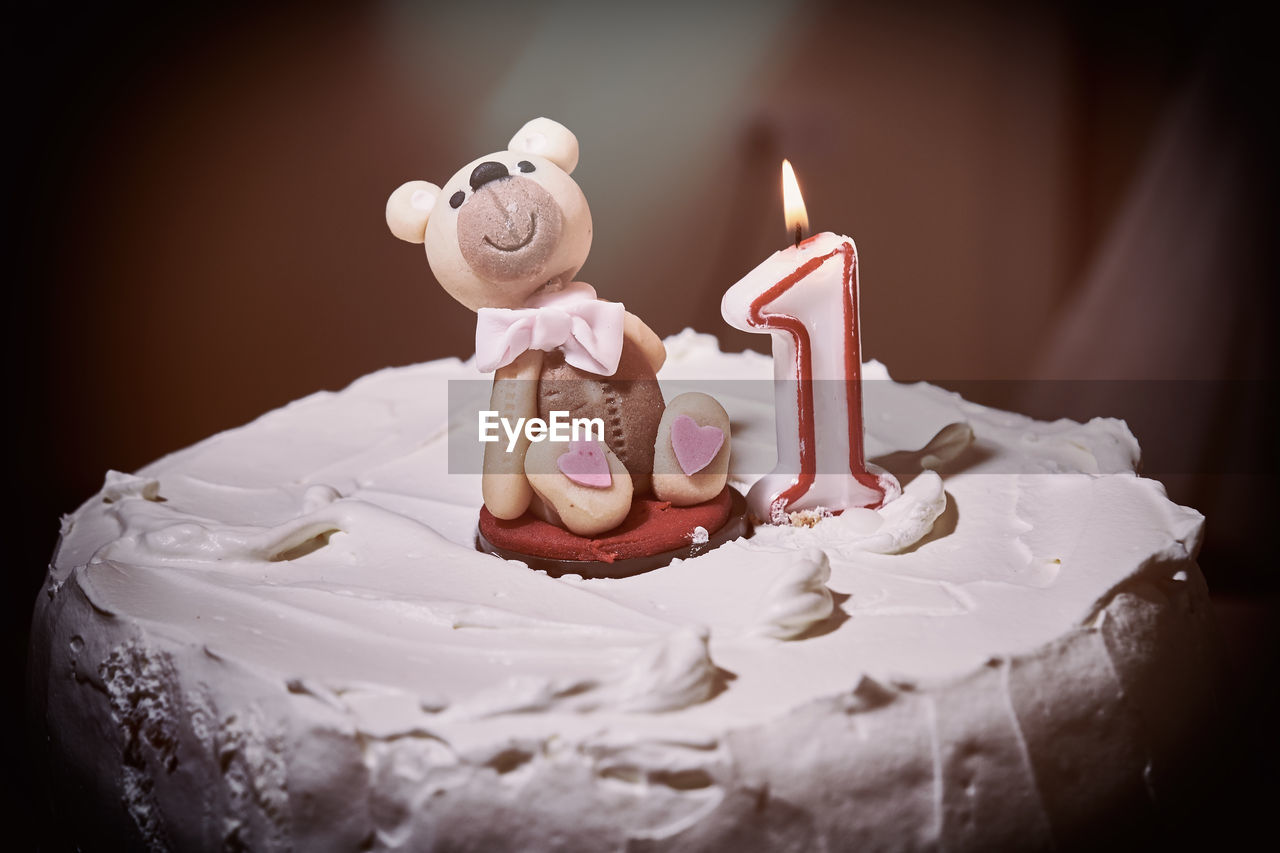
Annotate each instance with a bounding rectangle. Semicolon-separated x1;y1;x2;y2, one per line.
750;548;834;639
30;332;1218;851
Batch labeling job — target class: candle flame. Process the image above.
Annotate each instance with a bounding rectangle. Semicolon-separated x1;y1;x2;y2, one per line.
781;159;808;246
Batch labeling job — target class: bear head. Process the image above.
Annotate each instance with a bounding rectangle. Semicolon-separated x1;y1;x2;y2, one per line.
386;117;592;311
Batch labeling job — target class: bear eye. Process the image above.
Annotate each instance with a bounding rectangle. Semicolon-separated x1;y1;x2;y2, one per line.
517;161;535;173
449;190;465;209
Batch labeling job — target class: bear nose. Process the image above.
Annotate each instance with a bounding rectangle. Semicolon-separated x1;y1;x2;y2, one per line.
469;161;510;190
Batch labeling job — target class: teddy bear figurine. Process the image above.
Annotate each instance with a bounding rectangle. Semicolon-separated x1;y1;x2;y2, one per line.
386;118;731;539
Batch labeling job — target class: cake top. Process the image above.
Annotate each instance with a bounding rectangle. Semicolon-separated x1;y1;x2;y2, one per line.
49;334;1201;743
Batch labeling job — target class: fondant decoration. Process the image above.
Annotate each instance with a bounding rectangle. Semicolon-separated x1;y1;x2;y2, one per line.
652;393;731;505
556;440;612;488
670;415;724;475
457;166;564;283
477;349;542;521
387;119;732;544
722;161;898;523
479;486;744;574
525;437;633;537
475;282;625;375
537;343;666;491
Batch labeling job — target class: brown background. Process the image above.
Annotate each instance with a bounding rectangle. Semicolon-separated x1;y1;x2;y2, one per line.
11;0;1277;846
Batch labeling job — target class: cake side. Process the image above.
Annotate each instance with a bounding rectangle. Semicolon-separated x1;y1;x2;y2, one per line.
29;333;1217;851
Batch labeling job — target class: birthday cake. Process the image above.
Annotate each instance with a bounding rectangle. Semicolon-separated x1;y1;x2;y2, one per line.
29;119;1217;850
29;332;1218;850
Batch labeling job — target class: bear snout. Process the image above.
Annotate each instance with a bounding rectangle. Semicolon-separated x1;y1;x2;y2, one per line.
457;177;564;285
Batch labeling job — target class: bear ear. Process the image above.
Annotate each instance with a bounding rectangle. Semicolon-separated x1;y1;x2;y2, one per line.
509;117;579;174
386;180;441;244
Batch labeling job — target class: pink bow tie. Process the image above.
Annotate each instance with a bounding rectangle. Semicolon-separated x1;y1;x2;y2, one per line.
474;284;626;376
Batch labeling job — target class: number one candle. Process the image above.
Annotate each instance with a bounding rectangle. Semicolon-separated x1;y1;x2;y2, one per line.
722;160;900;523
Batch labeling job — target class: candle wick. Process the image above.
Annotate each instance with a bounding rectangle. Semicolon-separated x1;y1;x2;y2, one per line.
793;224;802;248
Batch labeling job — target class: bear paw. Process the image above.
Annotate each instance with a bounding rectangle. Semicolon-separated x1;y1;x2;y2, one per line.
652;393;731;506
525;439;633;536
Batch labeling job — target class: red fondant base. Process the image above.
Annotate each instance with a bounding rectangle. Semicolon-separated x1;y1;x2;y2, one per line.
479;487;734;563
477;487;749;578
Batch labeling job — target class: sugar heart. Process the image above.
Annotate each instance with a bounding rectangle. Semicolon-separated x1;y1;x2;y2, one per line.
556;440;612;488
671;415;724;475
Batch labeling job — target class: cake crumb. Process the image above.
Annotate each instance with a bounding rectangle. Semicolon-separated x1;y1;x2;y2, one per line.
787;507;834;528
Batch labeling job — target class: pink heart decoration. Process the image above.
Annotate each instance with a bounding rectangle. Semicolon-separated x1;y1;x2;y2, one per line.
671;415;724;475
556;440;612;488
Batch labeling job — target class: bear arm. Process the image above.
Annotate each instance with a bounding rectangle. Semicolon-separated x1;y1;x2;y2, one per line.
623;311;666;374
481;349;544;519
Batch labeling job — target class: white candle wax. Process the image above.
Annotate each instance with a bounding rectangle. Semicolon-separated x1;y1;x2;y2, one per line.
722;232;896;522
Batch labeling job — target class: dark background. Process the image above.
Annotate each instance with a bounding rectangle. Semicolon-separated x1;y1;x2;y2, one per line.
10;0;1276;847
